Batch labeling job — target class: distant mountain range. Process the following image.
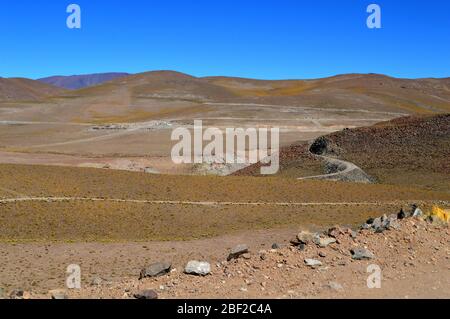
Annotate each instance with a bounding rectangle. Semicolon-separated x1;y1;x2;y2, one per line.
1;71;449;115
38;72;130;90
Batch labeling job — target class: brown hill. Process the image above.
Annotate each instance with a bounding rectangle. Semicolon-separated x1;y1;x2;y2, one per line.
204;74;450;114
318;114;450;191
236;114;450;191
0;78;66;102
38;72;130;90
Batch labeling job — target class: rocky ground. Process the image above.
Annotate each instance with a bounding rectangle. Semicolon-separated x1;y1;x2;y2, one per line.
2;206;448;299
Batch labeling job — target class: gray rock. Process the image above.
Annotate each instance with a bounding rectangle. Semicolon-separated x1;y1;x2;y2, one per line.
304;258;323;268
271;243;281;249
9;290;24;299
327;226;343;238
372;217;383;230
313;236;337;248
387;219;401;230
297;231;317;244
139;262;172;279
350;231;358;239
351;248;375;260
184;261;211;276
0;288;5;299
413;208;424;218
134;289;158;300
227;244;249;261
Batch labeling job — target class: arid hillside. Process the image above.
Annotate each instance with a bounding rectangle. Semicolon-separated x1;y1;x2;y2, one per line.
237;114;449;192
317;114;450;191
38;73;130;90
0;78;66;102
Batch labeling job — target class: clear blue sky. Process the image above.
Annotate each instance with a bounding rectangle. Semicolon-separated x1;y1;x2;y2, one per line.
1;0;449;79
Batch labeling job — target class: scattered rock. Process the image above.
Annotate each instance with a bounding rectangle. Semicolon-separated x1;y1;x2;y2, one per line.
227;244;249;261
9;290;24;299
351;248;375;260
319;252;327;258
413;208;424;218
304;259;323;268
297;243;306;251
313;236;337;248
0;288;4;299
49;289;68;300
184;261;211;276
139;262;172;279
398;208;407;220
327;227;343;238
134;289;158;300
366;218;375;225
272;243;281;249
350;231;358;239
297;231;317;244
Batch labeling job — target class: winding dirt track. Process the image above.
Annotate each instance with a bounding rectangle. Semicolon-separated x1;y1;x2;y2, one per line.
297;154;371;183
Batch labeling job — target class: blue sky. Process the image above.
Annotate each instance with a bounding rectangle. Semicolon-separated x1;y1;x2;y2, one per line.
1;0;449;79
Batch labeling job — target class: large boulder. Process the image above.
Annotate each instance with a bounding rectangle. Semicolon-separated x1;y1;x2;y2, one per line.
184;261;211;276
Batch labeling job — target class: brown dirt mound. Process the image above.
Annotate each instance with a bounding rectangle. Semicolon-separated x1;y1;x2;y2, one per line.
323;114;450;191
235;114;450;191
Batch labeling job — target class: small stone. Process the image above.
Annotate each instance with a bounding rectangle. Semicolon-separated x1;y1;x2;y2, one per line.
351;248;375;260
9;290;24;299
413;208;424;218
350;231;358;239
304;258;323;268
134;289;158;300
319;251;327;258
398;209;407;220
139;262;171;279
313;236;337;248
271;243;281;249
366;218;375;225
297;231;317;244
49;289;68;300
327;226;342;238
387;219;401;230
297;243;306;251
240;287;248;292
0;288;5;299
242;253;251;260
227;245;249;261
184;261;211;276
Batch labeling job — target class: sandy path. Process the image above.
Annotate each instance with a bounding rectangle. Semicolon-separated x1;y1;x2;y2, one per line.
0;196;447;207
